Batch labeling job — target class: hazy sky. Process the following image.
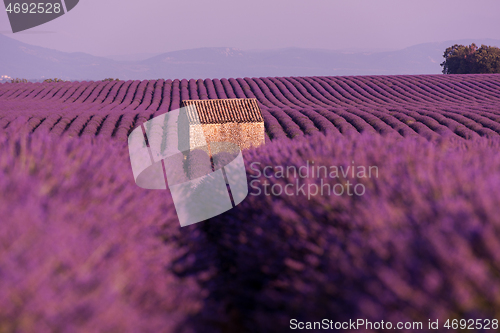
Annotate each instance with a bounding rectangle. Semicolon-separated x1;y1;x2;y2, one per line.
1;0;499;57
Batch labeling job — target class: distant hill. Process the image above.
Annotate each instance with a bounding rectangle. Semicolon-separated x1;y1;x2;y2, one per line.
1;34;499;81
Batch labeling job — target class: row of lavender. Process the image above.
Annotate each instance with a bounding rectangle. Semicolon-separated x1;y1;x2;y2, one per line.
3;128;500;332
2;75;500;108
2;101;499;142
1;75;500;141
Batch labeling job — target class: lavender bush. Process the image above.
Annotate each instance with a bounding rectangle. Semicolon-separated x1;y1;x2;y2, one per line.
176;131;500;332
0;129;202;333
2;128;500;332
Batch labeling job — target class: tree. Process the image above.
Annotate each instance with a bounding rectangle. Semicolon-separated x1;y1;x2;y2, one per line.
475;46;500;73
441;43;500;74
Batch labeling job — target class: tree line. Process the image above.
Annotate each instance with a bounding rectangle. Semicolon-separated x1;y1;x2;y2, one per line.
441;43;500;74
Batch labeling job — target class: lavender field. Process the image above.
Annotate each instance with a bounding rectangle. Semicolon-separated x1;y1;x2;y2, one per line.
1;74;500;332
1;74;500;141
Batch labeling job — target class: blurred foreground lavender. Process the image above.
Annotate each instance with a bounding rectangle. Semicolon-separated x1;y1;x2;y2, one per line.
0;129;202;333
182;132;500;332
2;128;500;332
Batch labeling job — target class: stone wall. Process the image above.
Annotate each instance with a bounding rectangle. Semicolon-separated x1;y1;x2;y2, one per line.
188;122;265;156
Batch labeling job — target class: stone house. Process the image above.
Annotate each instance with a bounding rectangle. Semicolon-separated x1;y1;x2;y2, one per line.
181;98;265;155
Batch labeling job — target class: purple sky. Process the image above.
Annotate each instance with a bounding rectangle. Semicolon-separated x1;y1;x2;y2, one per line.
1;0;499;57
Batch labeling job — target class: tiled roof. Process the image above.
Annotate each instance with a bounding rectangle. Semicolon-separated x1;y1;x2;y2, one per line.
182;98;264;124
